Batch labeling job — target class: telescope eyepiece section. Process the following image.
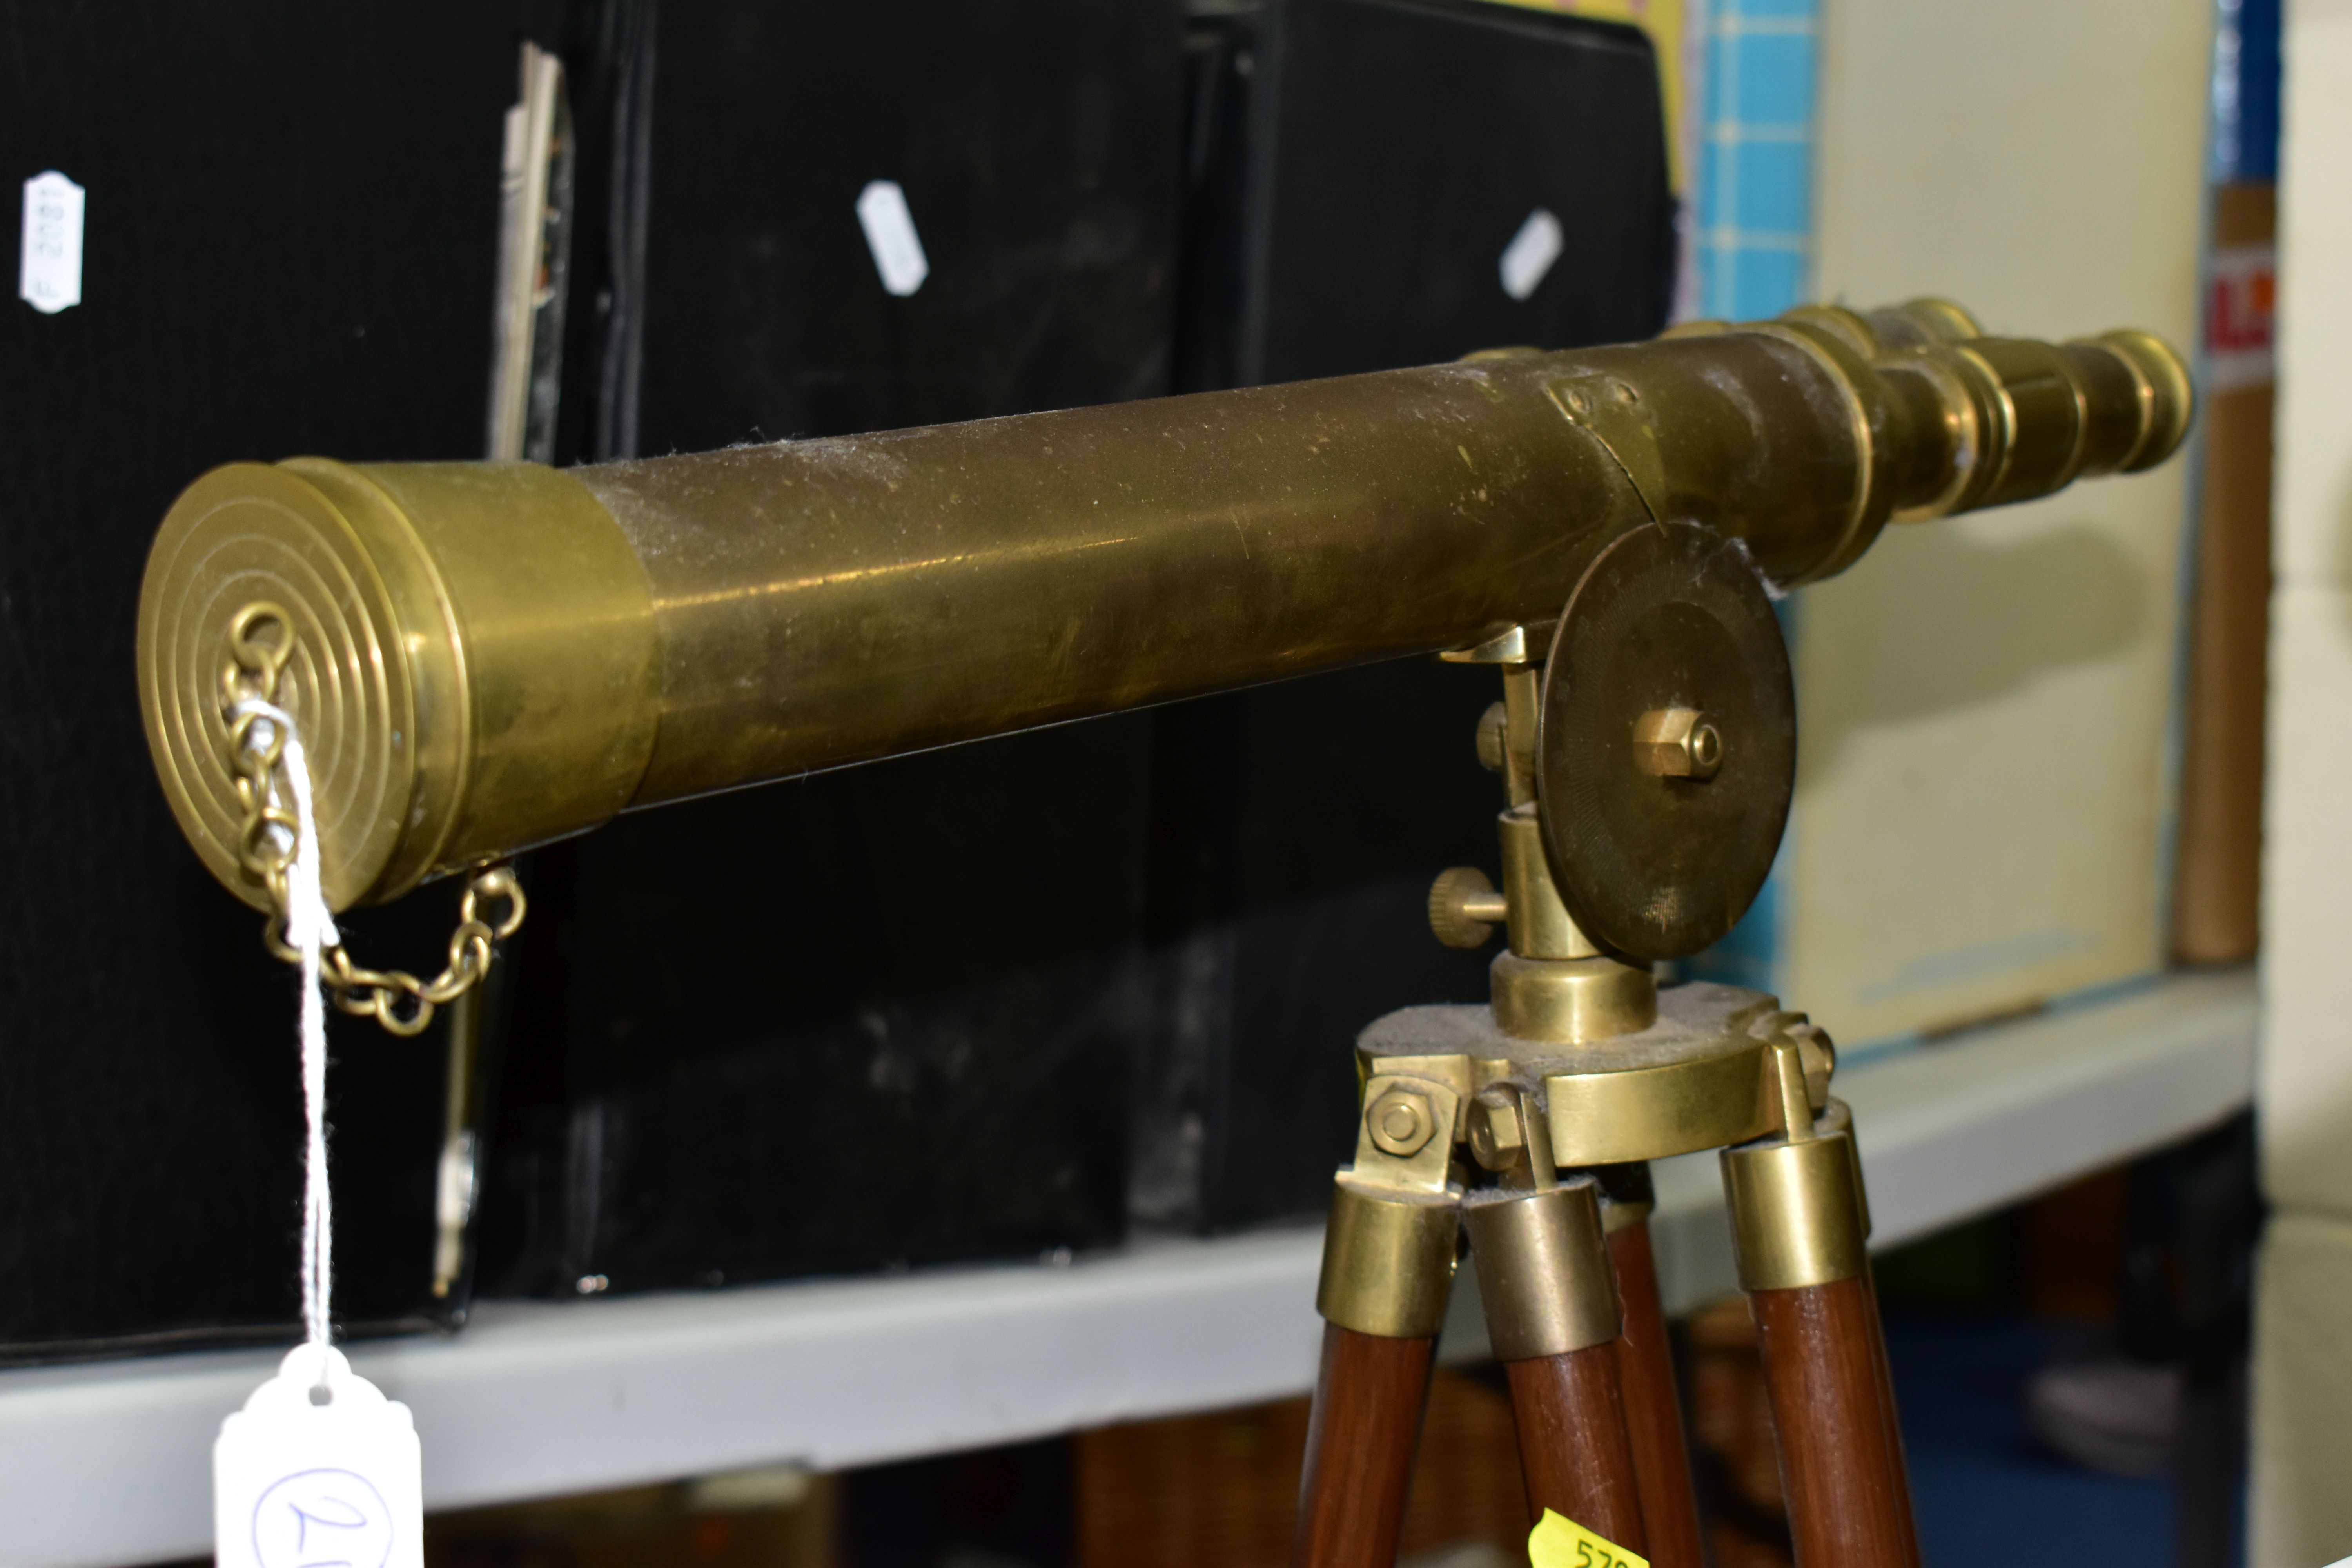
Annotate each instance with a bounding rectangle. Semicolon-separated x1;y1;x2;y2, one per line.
1864;312;2191;522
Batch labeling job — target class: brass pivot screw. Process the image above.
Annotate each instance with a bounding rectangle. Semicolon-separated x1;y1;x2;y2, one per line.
1367;1088;1438;1157
1789;1018;1836;1109
1633;706;1724;780
1428;866;1508;948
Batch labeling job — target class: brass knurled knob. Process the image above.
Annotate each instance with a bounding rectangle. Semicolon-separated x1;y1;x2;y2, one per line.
1475;701;1508;772
1428;866;1508;949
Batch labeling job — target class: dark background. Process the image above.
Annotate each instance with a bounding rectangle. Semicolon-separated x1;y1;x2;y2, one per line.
0;0;1670;1352
0;1;556;1352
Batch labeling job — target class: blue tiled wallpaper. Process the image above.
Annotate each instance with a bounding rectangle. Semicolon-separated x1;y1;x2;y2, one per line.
1694;0;1817;320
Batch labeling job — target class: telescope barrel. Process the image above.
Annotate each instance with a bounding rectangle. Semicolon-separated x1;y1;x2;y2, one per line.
136;300;2189;911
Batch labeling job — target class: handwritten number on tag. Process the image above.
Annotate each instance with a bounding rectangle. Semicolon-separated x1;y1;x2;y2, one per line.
216;1347;423;1568
252;1468;394;1568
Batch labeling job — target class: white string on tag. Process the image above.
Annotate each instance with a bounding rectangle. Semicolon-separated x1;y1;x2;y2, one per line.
230;699;341;1350
217;701;423;1568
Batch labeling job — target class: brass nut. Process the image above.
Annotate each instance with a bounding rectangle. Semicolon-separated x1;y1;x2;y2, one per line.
1368;1089;1437;1157
1632;705;1724;780
1475;702;1508;773
1428;867;1508;949
1467;1088;1525;1171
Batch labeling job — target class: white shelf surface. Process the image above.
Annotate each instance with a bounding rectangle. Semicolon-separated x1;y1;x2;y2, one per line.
0;967;2253;1568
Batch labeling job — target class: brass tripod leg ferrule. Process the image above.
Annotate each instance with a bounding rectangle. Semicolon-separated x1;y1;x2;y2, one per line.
1316;1176;1463;1338
1467;1176;1650;1553
1721;1097;1870;1290
1463;1178;1620;1360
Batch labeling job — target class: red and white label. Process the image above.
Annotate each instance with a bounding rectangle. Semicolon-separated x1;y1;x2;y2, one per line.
2208;243;2276;392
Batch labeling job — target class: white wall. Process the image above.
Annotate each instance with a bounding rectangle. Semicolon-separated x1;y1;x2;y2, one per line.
1798;0;2209;1044
2252;0;2352;1559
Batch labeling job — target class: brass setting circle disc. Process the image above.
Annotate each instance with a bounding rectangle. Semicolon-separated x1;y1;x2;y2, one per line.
1537;521;1795;961
136;463;417;912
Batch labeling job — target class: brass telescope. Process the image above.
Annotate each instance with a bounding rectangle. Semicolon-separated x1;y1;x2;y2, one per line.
141;296;2189;1567
137;299;2187;915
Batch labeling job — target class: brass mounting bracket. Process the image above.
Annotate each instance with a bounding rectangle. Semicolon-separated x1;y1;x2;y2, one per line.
1354;984;1834;1169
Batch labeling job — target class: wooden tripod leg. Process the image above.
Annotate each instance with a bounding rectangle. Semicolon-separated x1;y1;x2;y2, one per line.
1608;1218;1707;1568
1501;1343;1647;1548
1749;1273;1920;1568
1295;1162;1461;1568
1722;1095;1920;1568
1465;1176;1646;1551
1292;1323;1440;1568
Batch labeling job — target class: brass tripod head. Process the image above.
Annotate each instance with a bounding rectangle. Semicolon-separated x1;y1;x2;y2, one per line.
1429;629;1660;1044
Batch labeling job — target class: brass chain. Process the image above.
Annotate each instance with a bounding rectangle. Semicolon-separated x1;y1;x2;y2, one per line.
219;602;524;1038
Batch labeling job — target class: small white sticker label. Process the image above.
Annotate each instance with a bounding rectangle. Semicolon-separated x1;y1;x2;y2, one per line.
1500;207;1563;303
856;179;930;298
19;170;84;314
216;1346;424;1568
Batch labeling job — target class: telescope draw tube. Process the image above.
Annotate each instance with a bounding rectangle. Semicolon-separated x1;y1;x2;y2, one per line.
136;300;2189;912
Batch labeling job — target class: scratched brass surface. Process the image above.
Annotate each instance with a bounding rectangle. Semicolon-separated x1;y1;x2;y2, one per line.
137;300;2189;908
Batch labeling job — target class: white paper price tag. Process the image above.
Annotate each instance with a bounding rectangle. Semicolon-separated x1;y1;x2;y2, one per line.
856;179;929;297
216;1345;423;1568
19;170;84;314
1500;206;1564;302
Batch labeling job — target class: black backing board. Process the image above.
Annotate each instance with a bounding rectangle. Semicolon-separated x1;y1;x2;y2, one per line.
473;0;1189;1298
0;2;556;1355
1144;0;1673;1230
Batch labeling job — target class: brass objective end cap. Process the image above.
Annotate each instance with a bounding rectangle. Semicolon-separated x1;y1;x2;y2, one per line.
136;459;661;911
138;463;425;912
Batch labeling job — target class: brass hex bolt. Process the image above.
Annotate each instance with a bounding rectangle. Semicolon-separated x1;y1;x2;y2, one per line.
1633;706;1724;780
1367;1089;1437;1157
1467;1087;1525;1171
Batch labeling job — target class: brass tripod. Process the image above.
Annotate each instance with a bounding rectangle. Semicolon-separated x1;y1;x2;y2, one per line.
1293;626;1915;1568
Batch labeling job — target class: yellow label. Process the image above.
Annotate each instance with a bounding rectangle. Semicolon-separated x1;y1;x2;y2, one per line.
1528;1507;1650;1568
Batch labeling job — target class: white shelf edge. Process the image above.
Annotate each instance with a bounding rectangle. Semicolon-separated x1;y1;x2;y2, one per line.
0;967;2254;1568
